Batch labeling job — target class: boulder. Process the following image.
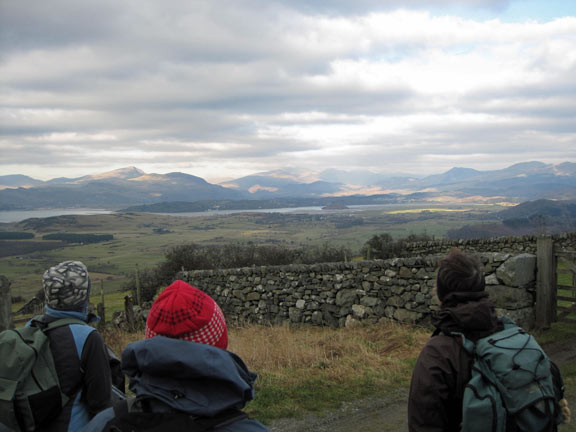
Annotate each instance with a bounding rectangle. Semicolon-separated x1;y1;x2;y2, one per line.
495;254;536;287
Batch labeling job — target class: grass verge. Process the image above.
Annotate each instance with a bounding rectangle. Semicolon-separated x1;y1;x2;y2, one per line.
101;321;430;425
535;320;576;432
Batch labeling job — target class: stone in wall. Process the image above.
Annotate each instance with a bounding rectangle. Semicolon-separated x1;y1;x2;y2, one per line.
175;248;557;330
495;307;535;330
336;289;358;307
485;285;533;309
485;274;499;285
495;253;536;287
393;308;421;323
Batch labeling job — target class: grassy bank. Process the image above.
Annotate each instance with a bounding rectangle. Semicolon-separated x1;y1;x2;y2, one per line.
102;321;430;424
102;318;576;427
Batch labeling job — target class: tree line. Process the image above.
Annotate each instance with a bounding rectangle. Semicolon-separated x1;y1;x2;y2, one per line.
126;234;433;303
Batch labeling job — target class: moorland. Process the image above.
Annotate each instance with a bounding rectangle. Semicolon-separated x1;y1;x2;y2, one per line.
1;203;501;304
2;201;576;429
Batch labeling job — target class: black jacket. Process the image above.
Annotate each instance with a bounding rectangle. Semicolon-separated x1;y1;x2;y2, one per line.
407;292;501;432
39;314;112;432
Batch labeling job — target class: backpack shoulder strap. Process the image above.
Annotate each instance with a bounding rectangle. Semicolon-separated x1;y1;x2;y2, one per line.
29;317;88;332
446;330;475;354
45;318;89;331
36;317;95;358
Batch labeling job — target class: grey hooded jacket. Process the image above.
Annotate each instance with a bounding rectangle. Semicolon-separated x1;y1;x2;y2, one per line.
82;336;269;432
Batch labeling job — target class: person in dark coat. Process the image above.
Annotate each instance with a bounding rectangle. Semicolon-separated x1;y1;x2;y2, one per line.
83;280;269;432
408;249;498;432
407;249;570;432
38;261;112;432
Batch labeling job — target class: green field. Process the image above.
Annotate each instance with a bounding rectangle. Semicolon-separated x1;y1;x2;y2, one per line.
4;206;576;427
557;257;576;321
0;205;502;302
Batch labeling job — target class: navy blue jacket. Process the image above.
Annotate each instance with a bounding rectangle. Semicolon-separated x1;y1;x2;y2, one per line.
83;337;269;432
38;310;112;431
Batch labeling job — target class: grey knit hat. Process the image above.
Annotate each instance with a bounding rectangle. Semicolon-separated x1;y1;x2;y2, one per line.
43;261;91;311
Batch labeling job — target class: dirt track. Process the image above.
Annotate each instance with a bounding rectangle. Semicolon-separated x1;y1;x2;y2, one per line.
269;337;576;432
269;389;409;432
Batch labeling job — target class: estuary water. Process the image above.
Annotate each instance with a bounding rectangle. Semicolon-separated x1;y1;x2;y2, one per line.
0;206;354;223
0;208;115;223
0;203;445;224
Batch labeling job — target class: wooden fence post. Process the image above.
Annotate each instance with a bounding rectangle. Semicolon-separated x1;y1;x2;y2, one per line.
97;280;106;329
124;295;136;332
135;266;141;306
536;236;556;329
0;275;14;331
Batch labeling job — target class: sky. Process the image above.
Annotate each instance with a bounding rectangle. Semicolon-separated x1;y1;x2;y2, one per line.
1;0;575;183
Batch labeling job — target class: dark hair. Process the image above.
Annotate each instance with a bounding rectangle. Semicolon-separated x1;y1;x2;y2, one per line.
436;249;485;302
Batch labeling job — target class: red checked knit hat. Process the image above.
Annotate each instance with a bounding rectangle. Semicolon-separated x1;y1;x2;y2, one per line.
145;280;228;349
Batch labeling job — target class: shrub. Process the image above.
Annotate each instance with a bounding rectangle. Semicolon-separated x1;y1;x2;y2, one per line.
0;232;34;240
125;242;353;303
11;295;26;304
42;233;114;244
361;233;432;259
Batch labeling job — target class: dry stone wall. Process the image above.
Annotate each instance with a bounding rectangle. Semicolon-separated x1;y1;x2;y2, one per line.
180;252;539;330
399;231;576;257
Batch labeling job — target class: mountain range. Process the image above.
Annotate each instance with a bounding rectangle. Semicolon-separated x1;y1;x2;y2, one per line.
221;161;576;200
0;161;575;210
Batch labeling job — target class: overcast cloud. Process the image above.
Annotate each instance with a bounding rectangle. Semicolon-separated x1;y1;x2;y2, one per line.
0;0;575;181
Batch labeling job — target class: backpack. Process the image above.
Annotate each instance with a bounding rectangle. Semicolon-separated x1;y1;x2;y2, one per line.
0;317;91;432
105;345;126;400
455;317;561;432
103;397;249;432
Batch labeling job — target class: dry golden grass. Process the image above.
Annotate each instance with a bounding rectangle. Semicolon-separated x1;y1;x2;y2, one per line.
101;327;144;358
101;321;431;422
229;320;429;382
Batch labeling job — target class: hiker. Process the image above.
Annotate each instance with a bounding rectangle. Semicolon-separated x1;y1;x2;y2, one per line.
83;280;269;432
407;249;570;432
0;261;112;432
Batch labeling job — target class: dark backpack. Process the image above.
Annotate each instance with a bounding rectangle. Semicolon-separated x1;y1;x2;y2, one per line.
0;317;91;432
103;397;249;432
455;317;561;432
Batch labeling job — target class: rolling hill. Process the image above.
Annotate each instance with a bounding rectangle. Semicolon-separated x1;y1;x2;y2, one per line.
0;167;243;210
1;161;575;210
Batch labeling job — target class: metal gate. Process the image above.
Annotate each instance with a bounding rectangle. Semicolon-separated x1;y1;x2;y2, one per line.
556;251;576;324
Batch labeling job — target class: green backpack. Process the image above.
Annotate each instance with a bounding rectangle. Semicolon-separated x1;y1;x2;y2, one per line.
456;317;561;432
0;317;87;432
